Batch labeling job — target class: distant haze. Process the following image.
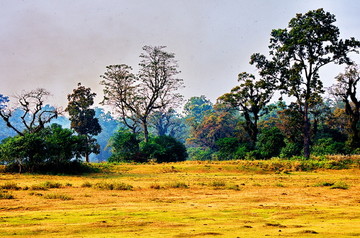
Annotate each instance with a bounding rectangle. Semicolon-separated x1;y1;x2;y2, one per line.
1;0;359;109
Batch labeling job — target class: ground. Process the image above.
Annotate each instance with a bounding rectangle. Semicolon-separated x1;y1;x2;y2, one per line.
0;161;359;237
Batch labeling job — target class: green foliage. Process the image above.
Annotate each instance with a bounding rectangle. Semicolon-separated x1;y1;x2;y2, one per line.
66;83;102;162
280;140;302;158
218;72;274;146
330;181;349;190
108;130;143;163
0;124;97;174
183;95;213;128
215;137;250;160
141;135;188;163
187;147;213;161
311;138;346;156
256;127;285;159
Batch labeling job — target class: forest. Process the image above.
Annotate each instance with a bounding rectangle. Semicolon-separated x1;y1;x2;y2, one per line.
0;9;359;174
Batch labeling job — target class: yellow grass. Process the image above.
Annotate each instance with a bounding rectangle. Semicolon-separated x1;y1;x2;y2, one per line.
0;161;360;237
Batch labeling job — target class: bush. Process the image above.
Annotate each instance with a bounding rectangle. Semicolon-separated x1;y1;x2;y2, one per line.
0;191;14;199
44;193;73;200
312;138;346;156
187;147;213;161
141;135;188;163
256;127;285;159
108;130;144;163
94;182;133;190
0;182;21;190
0;124;96;174
280;141;302;158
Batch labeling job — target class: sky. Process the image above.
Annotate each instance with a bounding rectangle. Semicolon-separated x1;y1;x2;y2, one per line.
1;0;359;109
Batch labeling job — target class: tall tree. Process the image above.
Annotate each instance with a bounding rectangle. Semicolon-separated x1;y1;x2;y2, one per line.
251;9;360;158
100;45;184;142
66;83;102;162
330;64;360;149
183;95;213;129
0;89;58;136
218;72;274;147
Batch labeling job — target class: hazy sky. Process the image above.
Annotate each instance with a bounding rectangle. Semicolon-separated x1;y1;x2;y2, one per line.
1;0;359;108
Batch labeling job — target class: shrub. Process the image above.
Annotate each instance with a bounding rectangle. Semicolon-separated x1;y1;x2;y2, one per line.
108;130;144;163
280;141;302;158
211;181;226;187
81;181;92;188
256;127;285;159
149;183;163;189
312;138;346;156
44;193;73;200
94;182;133;191
0;191;14;199
330;181;349;190
141;135;188;163
0;182;21;190
166;182;189;189
187;147;213;161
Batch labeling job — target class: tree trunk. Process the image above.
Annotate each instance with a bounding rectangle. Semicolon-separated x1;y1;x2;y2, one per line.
303;103;311;159
143;120;149;143
85;152;90;163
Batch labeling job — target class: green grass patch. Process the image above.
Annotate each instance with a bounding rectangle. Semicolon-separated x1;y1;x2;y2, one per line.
330;181;350;190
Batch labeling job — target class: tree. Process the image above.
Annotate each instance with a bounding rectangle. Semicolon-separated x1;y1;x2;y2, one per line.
251;9;360;158
141;135;188;163
0;89;59;136
256;127;285;159
330;64;360;150
101;46;184;142
149;108;187;142
0;124;90;173
218;72;274;147
66;83;102;162
108;129;143;163
187;103;238;150
183;95;213;128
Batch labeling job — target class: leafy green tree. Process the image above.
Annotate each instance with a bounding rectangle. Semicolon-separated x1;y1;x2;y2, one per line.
66;83;102;162
0;124;88;173
141;135;187;163
330;64;360;150
251;8;360;158
256;127;285;159
218;72;274;147
183;95;213;128
108;129;143;163
101;46;184;143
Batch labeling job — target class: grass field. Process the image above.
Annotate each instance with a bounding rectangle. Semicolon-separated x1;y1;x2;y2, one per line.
0;160;360;237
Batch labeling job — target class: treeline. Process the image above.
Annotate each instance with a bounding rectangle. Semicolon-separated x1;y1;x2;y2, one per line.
0;9;359;173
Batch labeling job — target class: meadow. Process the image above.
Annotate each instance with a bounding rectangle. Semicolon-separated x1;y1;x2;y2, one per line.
0;159;360;238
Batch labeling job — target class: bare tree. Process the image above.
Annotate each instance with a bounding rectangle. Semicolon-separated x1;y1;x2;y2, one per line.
100;46;184;142
0;88;59;136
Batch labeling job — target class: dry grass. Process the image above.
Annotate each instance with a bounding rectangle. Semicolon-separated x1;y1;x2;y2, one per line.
0;161;359;237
